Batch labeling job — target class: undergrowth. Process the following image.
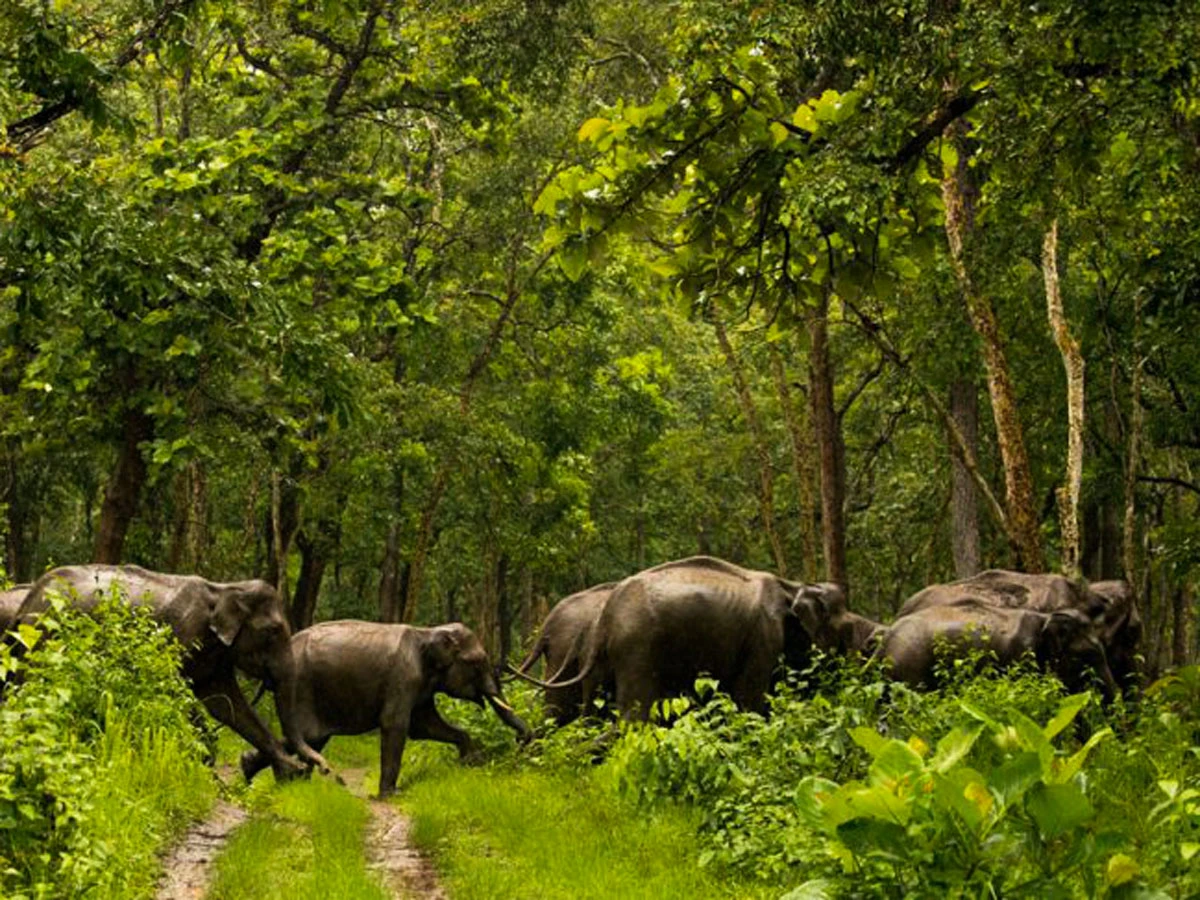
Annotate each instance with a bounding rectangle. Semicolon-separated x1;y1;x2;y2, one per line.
0;588;216;899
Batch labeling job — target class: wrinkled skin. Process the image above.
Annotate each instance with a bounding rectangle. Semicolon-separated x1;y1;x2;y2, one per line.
516;583;615;726
0;585;31;634
896;569;1140;691
792;583;884;656
16;565;328;780
241;621;532;797
514;557;815;721
876;601;1118;698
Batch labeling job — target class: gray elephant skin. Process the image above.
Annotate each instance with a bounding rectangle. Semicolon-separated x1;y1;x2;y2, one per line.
240;620;532;797
15;564;328;780
515;556;830;720
516;582;616;725
876;600;1118;698
895;569;1140;690
793;582;883;656
0;585;31;634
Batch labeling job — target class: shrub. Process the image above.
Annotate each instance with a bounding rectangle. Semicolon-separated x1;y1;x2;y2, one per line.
0;588;216;899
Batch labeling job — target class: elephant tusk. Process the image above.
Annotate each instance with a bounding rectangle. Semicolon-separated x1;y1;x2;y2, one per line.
489;696;515;714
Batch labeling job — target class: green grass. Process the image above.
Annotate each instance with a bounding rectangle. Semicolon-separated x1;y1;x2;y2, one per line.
208;776;390;900
399;757;774;900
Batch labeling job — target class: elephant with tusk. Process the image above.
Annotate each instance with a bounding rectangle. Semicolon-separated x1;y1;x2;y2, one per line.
240;620;532;797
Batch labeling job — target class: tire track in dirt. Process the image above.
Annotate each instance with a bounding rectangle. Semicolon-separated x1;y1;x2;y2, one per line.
342;768;449;899
155;799;247;900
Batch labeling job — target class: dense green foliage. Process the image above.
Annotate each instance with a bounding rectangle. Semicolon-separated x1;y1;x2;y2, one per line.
0;591;216;899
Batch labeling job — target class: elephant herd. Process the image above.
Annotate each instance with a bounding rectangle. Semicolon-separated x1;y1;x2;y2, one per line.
0;564;531;797
0;556;1140;796
512;556;1142;723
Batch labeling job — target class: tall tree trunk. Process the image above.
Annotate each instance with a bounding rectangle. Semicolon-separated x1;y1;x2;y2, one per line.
496;553;512;663
1123;291;1144;585
942;136;1044;572
292;520;335;631
771;345;819;581
1171;583;1190;667
712;316;787;574
808;289;847;588
1042;219;1085;578
379;520;403;623
94;407;154;564
948;379;981;578
2;444;32;581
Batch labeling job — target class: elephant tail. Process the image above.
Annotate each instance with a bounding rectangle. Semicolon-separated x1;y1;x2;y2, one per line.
515;633;548;675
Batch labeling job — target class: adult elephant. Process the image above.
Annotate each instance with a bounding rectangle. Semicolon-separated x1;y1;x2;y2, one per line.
240;621;532;797
793;582;884;656
896;569;1141;690
515;582;616;726
875;601;1118;698
0;584;31;634
15;564;328;780
511;556;815;720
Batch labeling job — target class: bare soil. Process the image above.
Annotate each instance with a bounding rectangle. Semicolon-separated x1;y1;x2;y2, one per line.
154;799;247;900
365;798;449;899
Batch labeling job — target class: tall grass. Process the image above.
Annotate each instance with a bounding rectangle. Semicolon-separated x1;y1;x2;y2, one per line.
400;757;774;900
208;777;390;900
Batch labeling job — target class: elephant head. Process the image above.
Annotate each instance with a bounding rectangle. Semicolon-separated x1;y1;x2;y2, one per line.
424;623;532;742
1034;608;1119;701
208;579;292;682
791;583;880;656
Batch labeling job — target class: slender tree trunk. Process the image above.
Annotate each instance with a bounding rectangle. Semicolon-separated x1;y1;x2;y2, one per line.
2;444;32;581
292;521;335;631
167;468;190;571
771;345;819;581
948;379;981;577
808;290;847;588
94;407;154;564
1123;291;1144;585
942;137;1044;572
713;317;787;574
1171;583;1190;667
379;520;403;622
496;553;512;663
1042;219;1085;578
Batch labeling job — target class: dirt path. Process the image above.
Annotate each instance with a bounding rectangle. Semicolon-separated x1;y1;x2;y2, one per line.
154;767;446;900
365;798;448;899
155;799;247;900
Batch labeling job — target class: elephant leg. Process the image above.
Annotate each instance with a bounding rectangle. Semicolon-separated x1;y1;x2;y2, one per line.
241;734;328;784
378;725;408;798
410;703;476;760
730;654;775;715
194;670;303;781
615;668;660;722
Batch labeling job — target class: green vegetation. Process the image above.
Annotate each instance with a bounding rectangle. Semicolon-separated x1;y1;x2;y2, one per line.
208;778;389;900
0;592;216;899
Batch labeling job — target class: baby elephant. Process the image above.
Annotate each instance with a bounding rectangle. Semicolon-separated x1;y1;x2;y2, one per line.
241;621;531;797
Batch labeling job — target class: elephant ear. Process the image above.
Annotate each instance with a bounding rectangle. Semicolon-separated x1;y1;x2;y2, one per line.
210;588;253;647
791;586;824;640
1039;609;1091;658
424;625;465;671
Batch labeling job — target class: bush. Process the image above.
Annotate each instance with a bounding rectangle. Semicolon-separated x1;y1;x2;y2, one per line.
0;588;217;899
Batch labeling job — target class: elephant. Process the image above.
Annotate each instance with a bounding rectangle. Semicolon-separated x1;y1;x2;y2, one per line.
14;564;328;780
515;582;616;725
895;569;1141;691
792;582;884;657
511;556;817;721
239;620;532;797
0;585;31;634
874;600;1118;698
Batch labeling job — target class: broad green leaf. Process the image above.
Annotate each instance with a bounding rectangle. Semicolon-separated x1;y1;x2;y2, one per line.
577;117;610;143
794;776;841;831
849;725;887;757
792;104;818;133
780;879;836;900
1105;854;1140;886
930;725;982;773
1052;727;1112;784
1043;692;1089;740
557;240;589;281
990;750;1042;805
1026;782;1094;838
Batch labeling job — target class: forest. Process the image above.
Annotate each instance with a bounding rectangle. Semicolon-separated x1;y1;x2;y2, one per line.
1;0;1199;898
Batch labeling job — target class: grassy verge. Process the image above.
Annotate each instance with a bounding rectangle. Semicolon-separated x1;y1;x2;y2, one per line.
208;774;389;900
399;754;773;900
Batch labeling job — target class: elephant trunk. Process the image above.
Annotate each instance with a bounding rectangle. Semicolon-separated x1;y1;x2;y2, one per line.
486;692;533;744
268;649;335;774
